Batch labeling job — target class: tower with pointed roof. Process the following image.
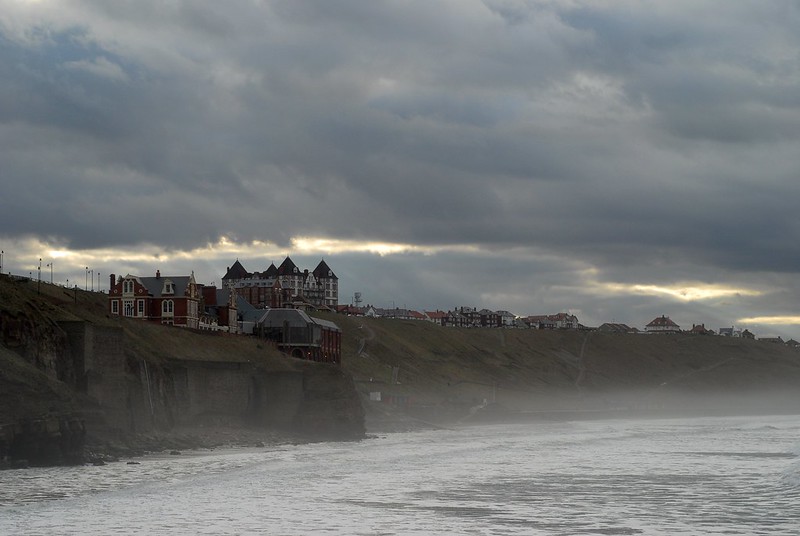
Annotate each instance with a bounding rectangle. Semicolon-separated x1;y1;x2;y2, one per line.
312;259;338;307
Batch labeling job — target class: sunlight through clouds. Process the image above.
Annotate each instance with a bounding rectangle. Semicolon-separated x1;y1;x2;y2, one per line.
737;316;800;325
598;283;762;301
291;237;481;256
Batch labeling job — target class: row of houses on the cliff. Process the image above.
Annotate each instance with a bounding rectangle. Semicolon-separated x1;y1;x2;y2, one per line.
104;257;798;360
339;306;798;346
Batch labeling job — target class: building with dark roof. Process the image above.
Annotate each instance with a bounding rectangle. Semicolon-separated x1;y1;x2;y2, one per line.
108;270;201;328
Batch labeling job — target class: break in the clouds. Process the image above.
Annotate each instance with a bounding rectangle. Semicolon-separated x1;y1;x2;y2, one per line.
2;1;800;336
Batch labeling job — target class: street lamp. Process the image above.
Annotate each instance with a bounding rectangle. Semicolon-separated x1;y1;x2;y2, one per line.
89;269;94;291
46;262;53;284
38;258;41;294
1;250;3;274
85;267;89;291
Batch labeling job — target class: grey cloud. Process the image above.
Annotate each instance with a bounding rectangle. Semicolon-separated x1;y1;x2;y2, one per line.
2;1;800;334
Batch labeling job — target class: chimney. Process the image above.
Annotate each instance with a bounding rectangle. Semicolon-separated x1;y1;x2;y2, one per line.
110;274;116;288
156;270;161;279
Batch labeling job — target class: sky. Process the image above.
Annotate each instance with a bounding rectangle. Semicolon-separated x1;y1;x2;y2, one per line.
1;0;800;336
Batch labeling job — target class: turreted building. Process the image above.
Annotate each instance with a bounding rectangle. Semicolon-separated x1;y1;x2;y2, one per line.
222;257;338;309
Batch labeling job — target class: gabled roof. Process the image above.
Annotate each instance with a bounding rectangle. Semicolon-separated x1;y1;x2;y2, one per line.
646;315;680;328
222;260;249;281
276;256;298;276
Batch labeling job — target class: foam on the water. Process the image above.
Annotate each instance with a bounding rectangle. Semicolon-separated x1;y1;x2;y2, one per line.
2;414;799;535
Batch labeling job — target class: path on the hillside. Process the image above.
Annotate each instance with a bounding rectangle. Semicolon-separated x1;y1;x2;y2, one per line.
575;331;591;392
356;323;376;357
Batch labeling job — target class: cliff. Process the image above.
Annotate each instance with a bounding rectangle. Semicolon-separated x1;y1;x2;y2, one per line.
0;276;364;467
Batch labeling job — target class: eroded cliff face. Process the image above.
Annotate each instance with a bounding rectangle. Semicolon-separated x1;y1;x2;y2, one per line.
1;296;365;466
124;360;365;442
293;364;366;440
0;308;74;382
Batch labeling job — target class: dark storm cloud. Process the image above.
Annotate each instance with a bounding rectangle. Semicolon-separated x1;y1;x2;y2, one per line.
2;0;800;331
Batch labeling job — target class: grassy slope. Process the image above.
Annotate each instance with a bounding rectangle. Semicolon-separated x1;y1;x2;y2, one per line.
0;276;294;370
319;313;800;413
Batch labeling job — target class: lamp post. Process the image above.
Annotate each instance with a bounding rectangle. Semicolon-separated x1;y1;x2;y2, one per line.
37;258;41;294
90;269;94;292
46;262;53;284
85;267;89;291
1;249;3;274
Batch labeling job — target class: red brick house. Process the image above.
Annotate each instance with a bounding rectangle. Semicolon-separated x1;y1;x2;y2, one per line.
108;271;200;328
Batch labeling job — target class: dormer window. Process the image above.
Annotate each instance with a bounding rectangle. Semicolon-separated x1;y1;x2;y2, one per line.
123;279;134;295
162;279;175;295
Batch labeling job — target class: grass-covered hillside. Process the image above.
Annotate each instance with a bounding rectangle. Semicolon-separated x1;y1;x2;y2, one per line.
322;312;800;417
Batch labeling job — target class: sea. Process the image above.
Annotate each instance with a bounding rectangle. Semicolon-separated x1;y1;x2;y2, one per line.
1;414;799;535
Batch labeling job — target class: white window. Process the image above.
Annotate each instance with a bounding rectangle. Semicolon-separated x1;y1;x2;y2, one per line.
137;299;145;316
123;300;134;317
162;300;174;315
123;280;134;294
111;300;119;314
